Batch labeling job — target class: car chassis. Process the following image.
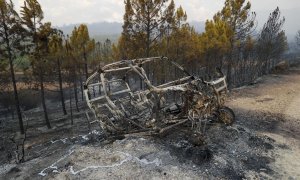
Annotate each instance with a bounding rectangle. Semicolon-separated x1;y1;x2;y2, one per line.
84;57;235;136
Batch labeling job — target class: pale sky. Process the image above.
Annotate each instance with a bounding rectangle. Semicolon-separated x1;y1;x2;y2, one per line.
12;0;300;36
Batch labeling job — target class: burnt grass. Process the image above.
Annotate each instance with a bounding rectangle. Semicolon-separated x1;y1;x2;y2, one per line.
0;99;292;179
153;108;285;179
3;65;300;179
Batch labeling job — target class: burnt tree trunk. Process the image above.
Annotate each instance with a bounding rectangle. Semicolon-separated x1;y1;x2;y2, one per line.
226;57;233;88
69;84;74;125
72;63;80;112
3;22;24;134
83;50;88;80
57;58;67;115
79;74;84;101
73;79;80;112
39;69;51;129
8;50;24;134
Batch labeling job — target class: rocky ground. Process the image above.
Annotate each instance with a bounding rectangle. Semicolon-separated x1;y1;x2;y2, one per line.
0;64;300;180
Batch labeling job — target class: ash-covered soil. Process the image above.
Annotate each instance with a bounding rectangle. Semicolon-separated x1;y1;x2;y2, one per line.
1;64;300;180
0;126;277;180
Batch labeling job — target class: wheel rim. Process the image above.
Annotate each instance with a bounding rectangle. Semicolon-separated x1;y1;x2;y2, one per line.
219;108;234;125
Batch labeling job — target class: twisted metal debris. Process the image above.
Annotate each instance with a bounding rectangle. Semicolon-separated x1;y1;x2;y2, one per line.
84;57;235;137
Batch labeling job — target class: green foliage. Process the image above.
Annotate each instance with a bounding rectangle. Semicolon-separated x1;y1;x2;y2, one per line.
211;0;256;84
0;56;10;92
199;17;232;69
70;24;95;54
0;58;8;72
202;18;231;52
214;0;256;48
162;24;201;65
21;0;57;76
0;0;26;81
20;0;43;58
20;0;43;34
117;0;177;59
49;32;63;56
14;55;31;71
174;6;187;28
0;0;25;60
69;24;95;67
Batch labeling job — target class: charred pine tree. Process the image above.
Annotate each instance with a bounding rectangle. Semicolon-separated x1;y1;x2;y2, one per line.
257;7;287;74
214;0;256;87
21;0;53;129
57;56;67;114
0;0;25;134
296;30;300;47
73;76;79;112
49;32;67;115
65;38;80;112
69;25;95;110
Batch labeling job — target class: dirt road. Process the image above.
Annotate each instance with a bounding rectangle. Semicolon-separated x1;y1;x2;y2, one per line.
228;64;300;179
1;64;300;179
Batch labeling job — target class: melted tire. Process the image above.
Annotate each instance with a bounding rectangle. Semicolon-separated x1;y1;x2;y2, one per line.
218;106;235;125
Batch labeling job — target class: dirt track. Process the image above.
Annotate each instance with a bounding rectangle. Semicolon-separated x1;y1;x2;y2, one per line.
228;64;300;178
0;64;300;179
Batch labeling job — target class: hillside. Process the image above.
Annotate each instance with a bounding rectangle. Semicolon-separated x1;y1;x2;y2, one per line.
1;64;300;179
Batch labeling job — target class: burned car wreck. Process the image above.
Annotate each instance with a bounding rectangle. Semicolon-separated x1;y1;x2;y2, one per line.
84;57;235;137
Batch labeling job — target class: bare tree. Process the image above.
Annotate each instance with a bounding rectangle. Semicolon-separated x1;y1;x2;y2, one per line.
296;30;300;47
257;7;287;74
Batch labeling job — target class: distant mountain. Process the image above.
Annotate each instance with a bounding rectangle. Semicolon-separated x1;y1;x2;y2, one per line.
57;22;123;37
57;21;206;42
57;7;299;43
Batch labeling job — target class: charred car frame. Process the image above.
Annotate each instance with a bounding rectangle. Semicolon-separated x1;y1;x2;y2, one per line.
84;57;235;136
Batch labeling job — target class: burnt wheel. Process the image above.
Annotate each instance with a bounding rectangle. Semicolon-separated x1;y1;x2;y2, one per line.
218;106;235;125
